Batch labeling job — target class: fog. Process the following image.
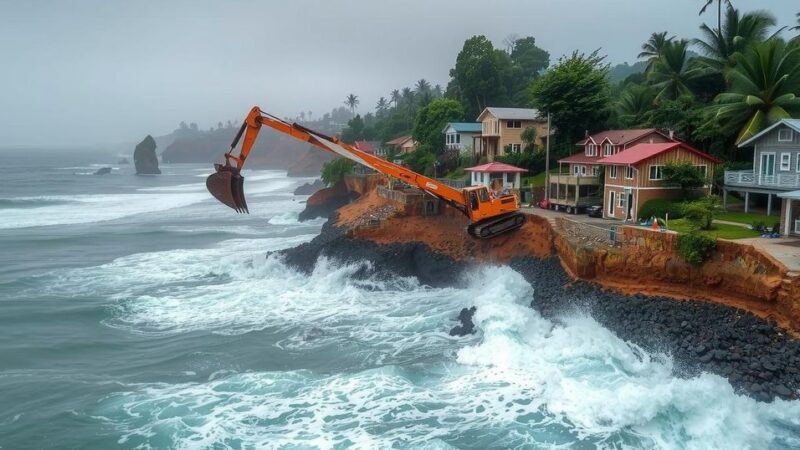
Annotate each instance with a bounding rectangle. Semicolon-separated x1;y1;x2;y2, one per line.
0;0;796;148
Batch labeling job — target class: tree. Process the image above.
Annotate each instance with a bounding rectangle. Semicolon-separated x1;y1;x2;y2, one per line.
638;31;675;71
341;115;365;143
521;126;539;152
412;98;465;150
711;38;800;144
344;94;359;113
698;0;733;34
415;79;431;94
528;50;611;146
647;39;706;103
510;36;550;79
449;35;512;118
376;97;389;114
615;84;656;127
320;158;354;186
390;89;401;107
432;84;444;98
693;8;779;75
663;161;707;199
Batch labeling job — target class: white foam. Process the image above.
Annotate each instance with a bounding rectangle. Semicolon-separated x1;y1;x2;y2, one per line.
93;264;800;448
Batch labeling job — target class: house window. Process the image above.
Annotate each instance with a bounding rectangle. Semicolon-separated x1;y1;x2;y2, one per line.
796;153;800;173
581;166;587;176
695;165;707;177
608;191;616;216
778;128;793;142
574;165;580;175
506;120;521;129
625;166;634;179
604;143;613;156
609;166;618;179
618;193;626;208
649;165;664;180
780;153;791;171
592;166;599;176
510;143;521;152
456;134;461;144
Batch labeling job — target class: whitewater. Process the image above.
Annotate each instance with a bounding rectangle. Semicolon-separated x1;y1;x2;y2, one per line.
1;151;799;449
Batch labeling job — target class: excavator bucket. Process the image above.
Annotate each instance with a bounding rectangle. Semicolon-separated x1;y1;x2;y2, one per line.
206;164;249;213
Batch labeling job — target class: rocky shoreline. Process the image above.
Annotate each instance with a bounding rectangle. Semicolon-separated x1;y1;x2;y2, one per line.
280;217;800;402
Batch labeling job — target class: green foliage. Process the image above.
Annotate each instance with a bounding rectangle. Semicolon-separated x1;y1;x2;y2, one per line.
497;147;545;173
647;39;707;103
449;36;513;118
320;158;354;186
682;197;719;230
403;146;436;175
676;232;717;265
615;84;656;127
520;126;539;151
640;198;685;220
529;50;611;145
411;99;465;150
662;161;707;199
693;8;778;74
340;115;365;143
638;31;675;71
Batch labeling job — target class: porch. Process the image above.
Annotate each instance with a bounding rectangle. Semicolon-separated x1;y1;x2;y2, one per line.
547;174;602;210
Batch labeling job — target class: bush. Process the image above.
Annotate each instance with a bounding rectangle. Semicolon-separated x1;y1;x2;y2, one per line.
682;197;719;230
676;232;716;265
639;198;684;221
320;158;354;186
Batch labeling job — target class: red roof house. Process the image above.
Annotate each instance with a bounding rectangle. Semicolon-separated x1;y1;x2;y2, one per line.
466;162;527;190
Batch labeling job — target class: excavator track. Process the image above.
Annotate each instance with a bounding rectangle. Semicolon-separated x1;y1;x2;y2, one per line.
467;212;526;239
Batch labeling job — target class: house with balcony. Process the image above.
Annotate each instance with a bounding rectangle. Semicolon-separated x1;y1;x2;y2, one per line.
598;142;719;220
442;122;482;155
475;107;548;162
549;129;675;212
725;120;800;225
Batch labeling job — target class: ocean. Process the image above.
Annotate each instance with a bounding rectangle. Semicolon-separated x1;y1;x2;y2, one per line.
1;149;799;449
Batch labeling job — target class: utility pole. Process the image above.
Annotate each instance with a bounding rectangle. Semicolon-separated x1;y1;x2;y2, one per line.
544;112;551;203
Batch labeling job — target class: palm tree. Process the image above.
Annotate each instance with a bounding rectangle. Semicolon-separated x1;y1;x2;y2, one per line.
433;84;443;98
694;8;779;74
648;39;707;103
615;84;656;127
344;94;359;114
376;96;389;113
400;87;414;104
390;89;401;107
638;31;674;71
699;0;733;33
414;79;431;94
712;38;800;144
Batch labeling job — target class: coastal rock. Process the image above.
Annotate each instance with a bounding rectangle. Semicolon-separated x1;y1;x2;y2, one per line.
93;167;112;175
133;135;161;175
450;307;477;336
297;182;355;222
117;157;130;165
293;179;325;195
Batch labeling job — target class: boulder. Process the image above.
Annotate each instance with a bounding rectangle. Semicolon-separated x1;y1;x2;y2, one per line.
294;179;325;195
133;135;161;175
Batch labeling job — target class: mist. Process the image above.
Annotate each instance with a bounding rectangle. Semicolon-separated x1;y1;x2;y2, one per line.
1;0;797;148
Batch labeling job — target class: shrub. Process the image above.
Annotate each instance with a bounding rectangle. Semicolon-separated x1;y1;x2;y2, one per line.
639;198;684;221
320;158;354;186
663;161;706;200
676;232;716;265
682;197;719;230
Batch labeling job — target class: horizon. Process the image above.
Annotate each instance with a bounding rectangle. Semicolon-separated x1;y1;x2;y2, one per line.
1;0;797;148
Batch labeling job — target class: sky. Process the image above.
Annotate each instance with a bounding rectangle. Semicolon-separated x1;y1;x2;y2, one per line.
0;0;797;148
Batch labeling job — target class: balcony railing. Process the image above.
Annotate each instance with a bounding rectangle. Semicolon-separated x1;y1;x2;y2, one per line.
549;174;600;185
795;219;800;235
725;170;800;189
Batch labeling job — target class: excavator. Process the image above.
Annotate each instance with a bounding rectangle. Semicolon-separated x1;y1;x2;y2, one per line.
205;106;525;239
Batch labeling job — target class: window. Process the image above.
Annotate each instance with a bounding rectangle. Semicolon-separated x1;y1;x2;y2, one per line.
625;166;634;179
511;143;521;152
506;120;521;128
586;144;597;156
580;166;587;176
649;165;664;180
574;165;580;175
780;153;791;171
604;143;613;156
592;166;599;176
778;128;793;142
609;165;618;179
797;153;800;173
695;165;707;177
618;193;626;208
456;134;460;144
608;191;616;216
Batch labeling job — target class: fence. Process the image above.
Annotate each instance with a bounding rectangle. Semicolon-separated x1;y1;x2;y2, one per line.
435;178;466;189
555;217;621;247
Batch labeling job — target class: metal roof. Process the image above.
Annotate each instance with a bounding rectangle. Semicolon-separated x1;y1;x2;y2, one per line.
738;119;800;147
477;107;540;121
778;190;800;200
597;142;721;165
575;129;665;146
465;162;528;173
442;122;482;134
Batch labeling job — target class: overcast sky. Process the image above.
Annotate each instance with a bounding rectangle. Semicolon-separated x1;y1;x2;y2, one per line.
1;0;797;148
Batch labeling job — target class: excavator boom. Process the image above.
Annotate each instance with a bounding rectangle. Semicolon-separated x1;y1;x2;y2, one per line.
206;106;525;238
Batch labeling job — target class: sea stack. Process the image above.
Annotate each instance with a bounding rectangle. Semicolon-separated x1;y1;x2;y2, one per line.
133;135;161;175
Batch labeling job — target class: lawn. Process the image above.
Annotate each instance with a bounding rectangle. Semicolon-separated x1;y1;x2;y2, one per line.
524;169;568;188
715;211;779;227
667;218;761;239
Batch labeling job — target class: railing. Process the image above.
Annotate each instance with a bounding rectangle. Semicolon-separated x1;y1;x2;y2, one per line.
795;219;800;235
377;186;423;205
725;170;800;189
548;174;600;185
555;216;620;247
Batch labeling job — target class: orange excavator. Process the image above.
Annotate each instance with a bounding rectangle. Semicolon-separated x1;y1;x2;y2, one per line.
206;106;525;238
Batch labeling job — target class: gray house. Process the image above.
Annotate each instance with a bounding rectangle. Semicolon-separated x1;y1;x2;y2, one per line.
725;119;800;231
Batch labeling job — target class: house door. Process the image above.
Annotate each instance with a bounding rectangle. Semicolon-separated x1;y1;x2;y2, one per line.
608;191;616;217
627;193;634;220
760;153;776;183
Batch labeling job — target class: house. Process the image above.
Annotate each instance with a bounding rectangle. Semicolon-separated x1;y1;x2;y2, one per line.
385;135;418;155
476;107;548;162
549;129;675;212
598;142;720;220
442;122;482;155
725;119;800;224
777;190;800;236
465;162;527;191
354;140;380;154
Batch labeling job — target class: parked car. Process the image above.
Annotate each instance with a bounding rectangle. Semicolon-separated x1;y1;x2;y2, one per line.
586;205;603;218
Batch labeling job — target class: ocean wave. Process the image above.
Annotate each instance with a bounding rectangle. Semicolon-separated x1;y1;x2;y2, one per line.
267;211;327;226
92;264;800;448
0;197;75;209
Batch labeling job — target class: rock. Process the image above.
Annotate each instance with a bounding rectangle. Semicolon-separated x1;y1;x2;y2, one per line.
117;157;130;165
93;167;112;175
133;135;161;175
298;181;354;221
450;307;477;336
294;179;325;195
762;361;778;372
773;384;793;398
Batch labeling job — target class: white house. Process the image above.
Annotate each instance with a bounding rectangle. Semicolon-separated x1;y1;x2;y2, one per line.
442;122;482;155
465;162;527;191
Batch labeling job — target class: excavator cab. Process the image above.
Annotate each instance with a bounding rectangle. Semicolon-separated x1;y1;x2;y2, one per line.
464;186;525;238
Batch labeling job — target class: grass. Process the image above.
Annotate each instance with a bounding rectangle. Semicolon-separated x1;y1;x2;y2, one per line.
524;169;568;188
666;218;761;239
715;211;779;226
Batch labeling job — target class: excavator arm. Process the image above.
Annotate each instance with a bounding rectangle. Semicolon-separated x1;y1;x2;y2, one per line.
206;106;525;238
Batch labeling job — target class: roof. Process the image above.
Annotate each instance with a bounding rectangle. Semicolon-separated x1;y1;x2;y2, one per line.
558;151;604;164
576;129;667;146
442;122;482;134
465;162;528;173
477;107;540;122
738;119;800;147
354;140;377;154
386;135;412;146
598;142;721;166
778;190;800;200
